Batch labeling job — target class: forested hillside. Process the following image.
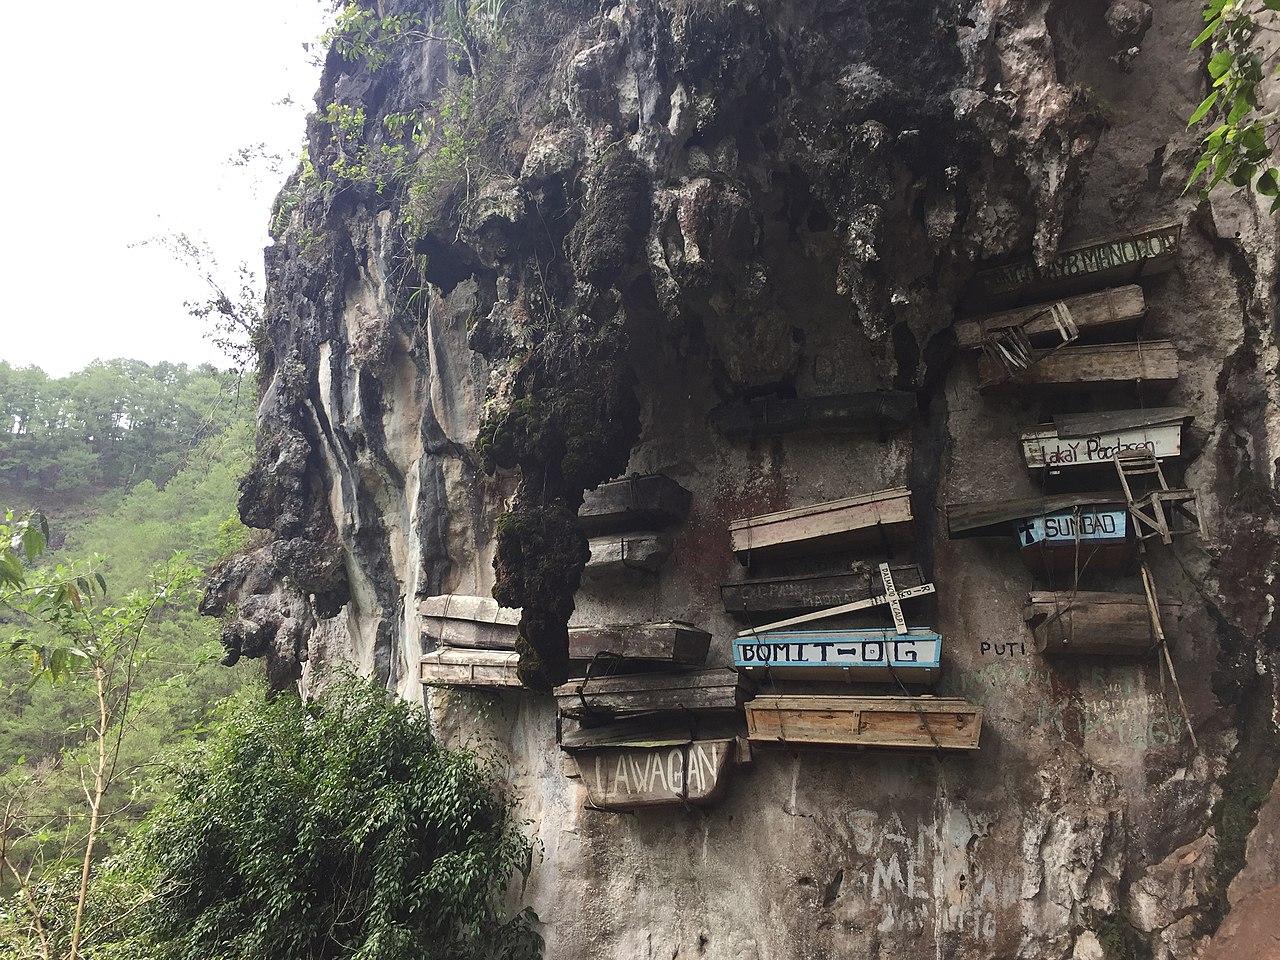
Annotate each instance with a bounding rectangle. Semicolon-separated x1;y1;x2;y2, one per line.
0;360;246;523
0;360;255;904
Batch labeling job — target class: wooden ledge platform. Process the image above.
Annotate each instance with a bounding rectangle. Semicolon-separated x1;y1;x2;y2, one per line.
746;695;982;750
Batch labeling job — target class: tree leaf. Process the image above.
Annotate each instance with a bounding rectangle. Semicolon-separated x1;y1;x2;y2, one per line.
1189;91;1219;126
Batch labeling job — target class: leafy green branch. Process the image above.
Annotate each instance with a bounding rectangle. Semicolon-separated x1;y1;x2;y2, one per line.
1187;0;1280;209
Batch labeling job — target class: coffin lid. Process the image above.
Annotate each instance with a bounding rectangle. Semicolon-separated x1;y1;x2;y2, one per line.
948;492;1129;538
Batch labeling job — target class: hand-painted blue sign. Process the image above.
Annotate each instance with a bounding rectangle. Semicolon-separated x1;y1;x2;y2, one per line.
1016;507;1128;548
733;627;941;682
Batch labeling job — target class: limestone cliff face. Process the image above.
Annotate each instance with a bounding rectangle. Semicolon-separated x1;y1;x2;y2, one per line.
204;1;1280;957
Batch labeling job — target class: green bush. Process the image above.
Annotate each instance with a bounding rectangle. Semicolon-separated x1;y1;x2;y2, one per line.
123;680;541;960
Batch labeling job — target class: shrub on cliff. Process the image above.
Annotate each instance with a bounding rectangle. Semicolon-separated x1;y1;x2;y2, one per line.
123;679;541;960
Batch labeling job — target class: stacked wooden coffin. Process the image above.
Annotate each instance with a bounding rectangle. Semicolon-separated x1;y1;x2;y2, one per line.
419;594;522;689
949;222;1202;666
554;627;752;811
579;473;691;578
724;487;982;751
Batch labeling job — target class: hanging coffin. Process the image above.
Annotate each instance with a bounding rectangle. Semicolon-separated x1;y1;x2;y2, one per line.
419;595;520;650
730;487;913;560
579;474;691;536
733;627;942;683
555;669;749;722
569;737;739;811
421;648;522;689
721;563;926;615
1024;591;1184;656
745;695;982;750
978;340;1178;392
955;285;1146;349
568;621;711;668
971;223;1181;308
709;391;916;439
1016;503;1133;575
1020;407;1190;477
583;532;671;576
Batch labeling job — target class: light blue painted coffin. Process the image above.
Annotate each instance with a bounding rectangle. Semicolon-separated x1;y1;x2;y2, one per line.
733;627;941;683
1015;505;1133;575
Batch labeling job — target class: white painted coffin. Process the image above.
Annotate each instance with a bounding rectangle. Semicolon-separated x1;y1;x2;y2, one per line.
420;647;521;689
1021;408;1189;475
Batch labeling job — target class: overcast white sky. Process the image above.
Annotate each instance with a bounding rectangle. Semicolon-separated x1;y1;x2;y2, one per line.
0;0;331;376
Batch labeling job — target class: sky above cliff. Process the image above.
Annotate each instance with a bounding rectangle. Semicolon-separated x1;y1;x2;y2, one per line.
0;0;329;376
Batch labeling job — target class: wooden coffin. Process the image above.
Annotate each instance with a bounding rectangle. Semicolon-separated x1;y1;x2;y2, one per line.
734;627;941;683
955;285;1146;349
979;340;1178;392
721;563;925;615
583;533;671;575
421;648;521;689
555;669;749;721
1021;407;1189;476
419;594;519;649
710;391;915;439
730;487;913;559
948;491;1129;538
568;621;710;667
579;474;691;536
746;695;982;750
971;223;1181;307
1024;591;1183;656
1016;504;1133;575
572;738;737;811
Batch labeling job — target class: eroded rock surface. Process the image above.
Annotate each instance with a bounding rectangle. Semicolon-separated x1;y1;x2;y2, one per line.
208;1;1280;956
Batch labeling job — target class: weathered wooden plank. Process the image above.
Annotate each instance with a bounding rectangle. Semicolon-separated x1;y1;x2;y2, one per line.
421;648;522;689
555;669;749;720
579;474;691;536
419;594;520;650
734;627;941;683
979;340;1178;392
710;391;915;439
947;492;1128;538
971;223;1181;307
746;695;982;750
1024;591;1183;656
730;487;913;558
568;621;711;667
955;285;1146;348
583;533;671;575
721;564;925;615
